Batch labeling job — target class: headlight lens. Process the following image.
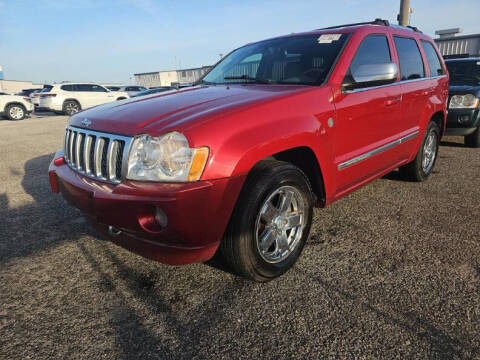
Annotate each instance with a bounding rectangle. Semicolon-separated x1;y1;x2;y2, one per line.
127;132;209;182
449;94;479;109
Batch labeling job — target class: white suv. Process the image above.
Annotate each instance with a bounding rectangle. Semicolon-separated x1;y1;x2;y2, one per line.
39;83;129;115
0;94;34;120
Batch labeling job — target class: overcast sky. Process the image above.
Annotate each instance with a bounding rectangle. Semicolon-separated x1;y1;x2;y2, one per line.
1;0;479;85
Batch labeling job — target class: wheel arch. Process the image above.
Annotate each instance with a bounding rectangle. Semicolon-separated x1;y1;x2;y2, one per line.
5;102;27;111
63;98;82;109
430;110;445;138
269;147;326;206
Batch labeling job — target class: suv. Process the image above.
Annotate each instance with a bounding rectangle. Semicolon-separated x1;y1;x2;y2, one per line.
444;58;480;147
0;94;34;120
39;83;129;115
118;85;147;97
49;19;448;281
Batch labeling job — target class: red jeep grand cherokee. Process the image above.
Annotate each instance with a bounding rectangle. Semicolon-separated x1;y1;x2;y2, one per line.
49;19;448;281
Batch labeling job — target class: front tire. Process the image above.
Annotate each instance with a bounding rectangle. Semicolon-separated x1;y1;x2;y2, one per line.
220;160;313;282
465;127;480;148
5;104;26;120
63;100;80;116
399;121;440;182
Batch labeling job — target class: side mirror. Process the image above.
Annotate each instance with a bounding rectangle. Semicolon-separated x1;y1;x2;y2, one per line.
344;62;398;91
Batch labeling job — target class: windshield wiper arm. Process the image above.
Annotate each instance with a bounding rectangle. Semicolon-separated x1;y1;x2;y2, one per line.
223;75;274;84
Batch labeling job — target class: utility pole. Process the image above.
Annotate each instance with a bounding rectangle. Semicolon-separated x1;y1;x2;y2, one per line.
398;0;411;26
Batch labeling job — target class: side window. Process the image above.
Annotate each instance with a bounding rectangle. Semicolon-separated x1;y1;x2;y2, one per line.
393;36;425;80
349;34;391;74
61;85;73;91
76;84;92;92
421;41;445;77
91;85;107;92
343;34;391;89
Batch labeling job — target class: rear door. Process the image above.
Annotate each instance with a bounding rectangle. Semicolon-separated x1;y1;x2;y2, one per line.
333;34;404;193
393;36;429;138
78;84;113;108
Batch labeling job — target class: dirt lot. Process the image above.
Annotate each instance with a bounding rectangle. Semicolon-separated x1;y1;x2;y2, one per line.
1;113;479;359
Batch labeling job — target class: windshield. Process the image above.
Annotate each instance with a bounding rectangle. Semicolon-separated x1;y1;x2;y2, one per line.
40;86;53;93
202;34;349;86
446;60;480;86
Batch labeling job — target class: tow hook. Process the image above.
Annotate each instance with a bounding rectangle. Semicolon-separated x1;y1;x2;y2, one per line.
108;226;122;237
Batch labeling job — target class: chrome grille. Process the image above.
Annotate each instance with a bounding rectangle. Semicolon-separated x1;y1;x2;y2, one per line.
64;126;132;184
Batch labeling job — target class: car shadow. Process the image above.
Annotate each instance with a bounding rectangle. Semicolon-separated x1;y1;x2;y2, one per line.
0;153;93;263
440;140;466;148
76;241;251;359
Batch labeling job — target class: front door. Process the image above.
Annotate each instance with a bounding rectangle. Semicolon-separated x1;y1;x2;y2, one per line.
333;34;405;194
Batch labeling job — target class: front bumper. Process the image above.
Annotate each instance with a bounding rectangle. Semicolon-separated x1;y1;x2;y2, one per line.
445;108;480;136
48;150;245;265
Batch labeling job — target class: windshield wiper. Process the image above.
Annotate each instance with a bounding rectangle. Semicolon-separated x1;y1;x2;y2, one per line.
224;75;274;84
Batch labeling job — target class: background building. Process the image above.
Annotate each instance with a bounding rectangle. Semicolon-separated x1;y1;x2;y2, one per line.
0;79;42;94
134;66;212;88
434;28;480;59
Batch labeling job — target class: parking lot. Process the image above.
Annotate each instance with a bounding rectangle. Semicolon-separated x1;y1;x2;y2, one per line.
1;113;479;358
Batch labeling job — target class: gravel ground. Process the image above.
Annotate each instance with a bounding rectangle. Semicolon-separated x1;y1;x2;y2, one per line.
1;113;479;359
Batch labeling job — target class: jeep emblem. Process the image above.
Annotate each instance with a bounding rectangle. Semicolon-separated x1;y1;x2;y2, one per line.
81;118;92;127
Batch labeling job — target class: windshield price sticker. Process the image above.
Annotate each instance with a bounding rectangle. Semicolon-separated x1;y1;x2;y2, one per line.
318;34;342;44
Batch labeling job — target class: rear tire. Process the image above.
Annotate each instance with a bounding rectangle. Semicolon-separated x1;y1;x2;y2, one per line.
465;127;480;148
5;104;26;120
219;160;314;282
399;121;440;182
63;100;80;116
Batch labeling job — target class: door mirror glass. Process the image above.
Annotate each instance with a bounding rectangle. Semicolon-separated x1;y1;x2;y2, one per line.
344;62;398;90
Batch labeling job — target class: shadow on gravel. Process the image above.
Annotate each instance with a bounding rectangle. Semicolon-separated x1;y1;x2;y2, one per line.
302;270;480;359
77;241;250;359
0;153;92;263
440;140;466;148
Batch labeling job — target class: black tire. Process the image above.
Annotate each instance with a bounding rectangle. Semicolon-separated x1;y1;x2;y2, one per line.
63;100;81;116
5;104;26;120
220;160;314;282
465;127;480;148
399;121;440;182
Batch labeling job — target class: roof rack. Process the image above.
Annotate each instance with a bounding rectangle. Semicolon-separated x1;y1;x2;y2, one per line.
406;25;422;33
317;18;390;30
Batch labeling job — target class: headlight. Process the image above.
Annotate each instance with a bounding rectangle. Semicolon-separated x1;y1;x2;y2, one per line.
449;94;479;109
126;132;209;182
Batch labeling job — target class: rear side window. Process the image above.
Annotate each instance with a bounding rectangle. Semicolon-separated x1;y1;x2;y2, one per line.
421;41;445;76
61;85;74;91
349;34;391;73
393;36;425;80
91;85;107;92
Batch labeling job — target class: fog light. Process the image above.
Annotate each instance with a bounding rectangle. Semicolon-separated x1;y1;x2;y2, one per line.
458;115;470;124
155;207;168;228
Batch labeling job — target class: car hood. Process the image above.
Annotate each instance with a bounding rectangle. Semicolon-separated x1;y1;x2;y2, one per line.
69;85;312;135
449;84;480;96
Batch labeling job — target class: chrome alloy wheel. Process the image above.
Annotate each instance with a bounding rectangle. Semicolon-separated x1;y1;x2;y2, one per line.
255;185;305;263
65;102;79;115
9;106;24;120
422;130;437;174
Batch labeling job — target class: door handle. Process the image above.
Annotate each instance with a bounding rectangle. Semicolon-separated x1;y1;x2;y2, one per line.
384;97;401;106
422;89;433;96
